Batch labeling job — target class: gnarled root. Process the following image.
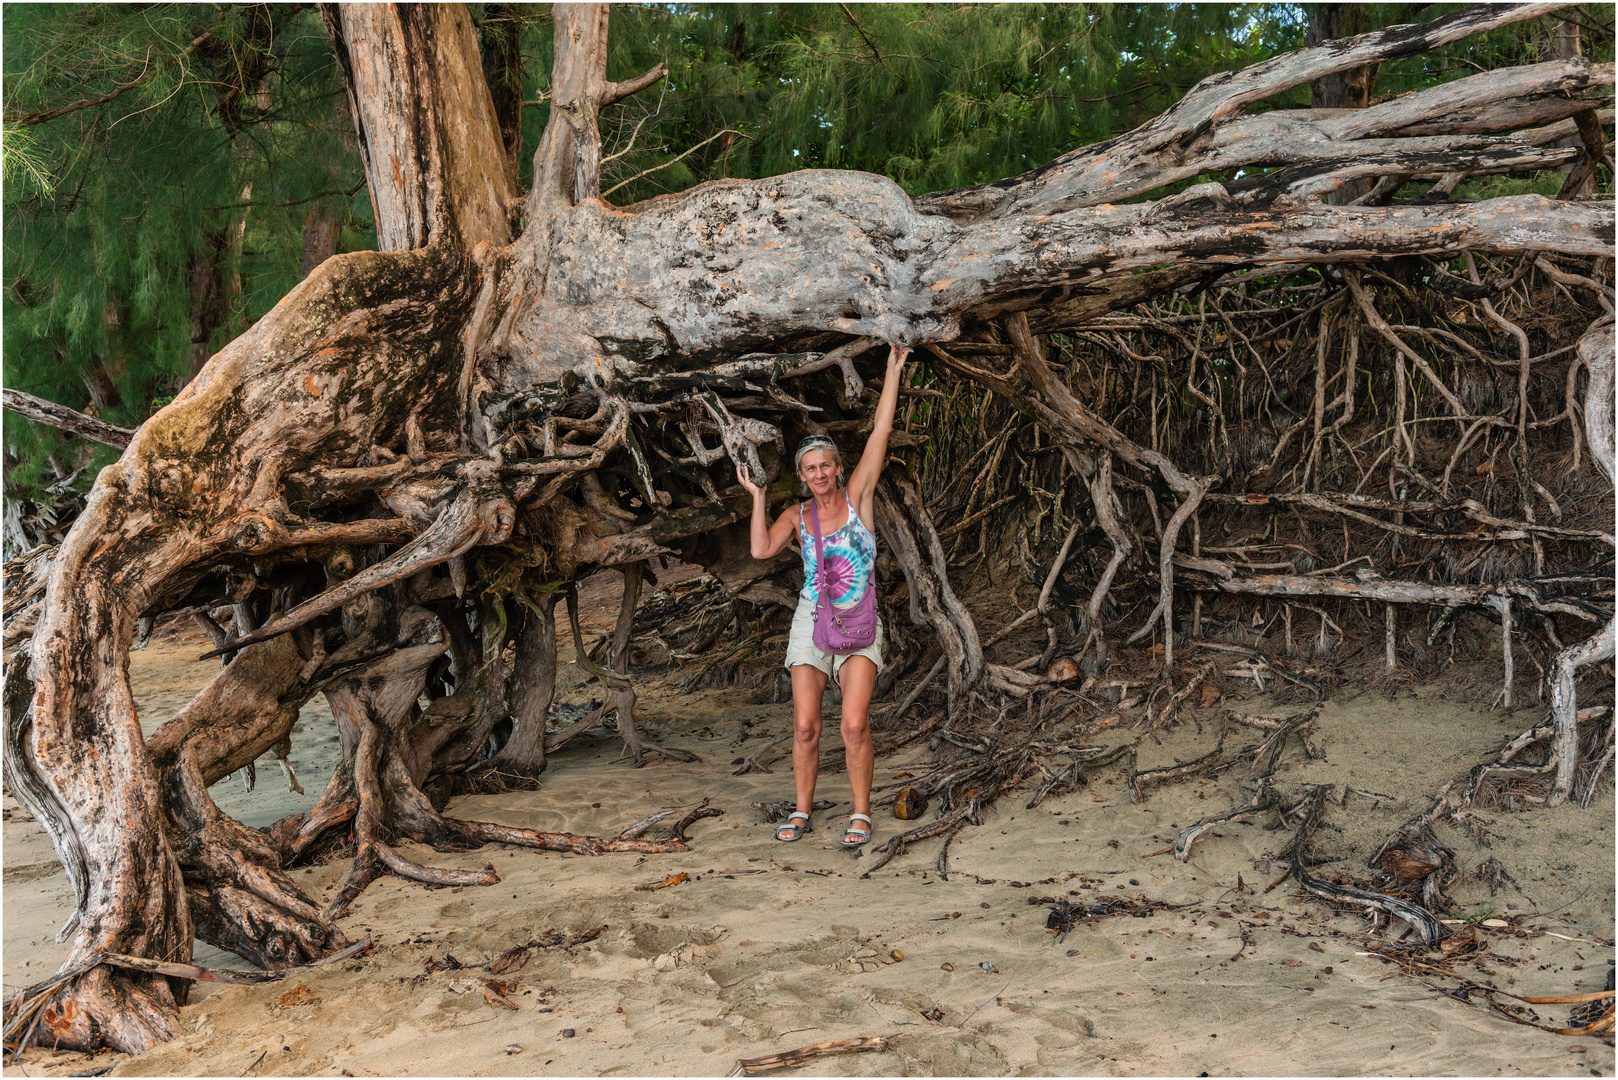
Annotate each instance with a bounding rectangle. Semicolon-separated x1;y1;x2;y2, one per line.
874;480;984;712
320;640;715;916
200;479;516;660
144;626;349;967
1464;617;1615;809
1174;779;1277;862
1548;616;1615;806
483;586;560;778
1285;786;1447;947
551;565;698;766
267;753;359;864
180;815;348;968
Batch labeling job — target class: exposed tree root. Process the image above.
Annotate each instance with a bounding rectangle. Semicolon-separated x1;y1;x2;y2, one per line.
552;565;699;766
1174;778;1277;862
1283;786;1449;946
1548;616;1616;805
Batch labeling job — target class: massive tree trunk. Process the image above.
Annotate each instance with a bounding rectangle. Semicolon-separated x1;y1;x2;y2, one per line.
6;1;1612;1053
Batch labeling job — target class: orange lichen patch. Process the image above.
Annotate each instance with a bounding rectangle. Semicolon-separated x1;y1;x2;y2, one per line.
304;374;323;397
390;154;404;195
43;995;78;1036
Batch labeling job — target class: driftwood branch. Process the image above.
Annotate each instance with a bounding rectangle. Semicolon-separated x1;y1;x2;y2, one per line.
2;389;134;448
728;1037;888;1077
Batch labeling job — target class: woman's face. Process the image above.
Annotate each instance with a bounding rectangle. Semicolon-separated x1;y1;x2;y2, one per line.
798;449;839;495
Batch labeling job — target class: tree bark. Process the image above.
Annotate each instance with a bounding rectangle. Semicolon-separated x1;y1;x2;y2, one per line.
322;3;515;250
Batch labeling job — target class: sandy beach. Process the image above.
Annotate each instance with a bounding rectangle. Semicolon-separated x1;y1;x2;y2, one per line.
4;570;1613;1078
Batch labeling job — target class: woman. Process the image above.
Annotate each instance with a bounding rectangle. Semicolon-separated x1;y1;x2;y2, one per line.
737;342;910;849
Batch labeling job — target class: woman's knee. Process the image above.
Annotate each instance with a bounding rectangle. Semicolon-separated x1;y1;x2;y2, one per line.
793;714;822;743
840;712;871;743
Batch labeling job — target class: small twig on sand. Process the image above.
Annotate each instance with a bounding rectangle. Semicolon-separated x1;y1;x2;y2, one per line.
727;1037;888;1076
959;970;1017;1027
616;809;678;839
1229;921;1250;962
666;799;723;840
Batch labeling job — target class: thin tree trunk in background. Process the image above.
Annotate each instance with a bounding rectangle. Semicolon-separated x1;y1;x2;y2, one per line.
300;209;342;276
187;11;277;378
81;357;123;416
185;208;249;381
480;3;525;192
185;234;228;380
1306;4;1380;205
1551;19;1593;197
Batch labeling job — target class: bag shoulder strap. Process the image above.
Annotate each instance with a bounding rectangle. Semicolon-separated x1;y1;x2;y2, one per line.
807;499;830;609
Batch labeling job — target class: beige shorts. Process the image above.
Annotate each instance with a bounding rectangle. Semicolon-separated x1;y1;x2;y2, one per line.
784;597;884;679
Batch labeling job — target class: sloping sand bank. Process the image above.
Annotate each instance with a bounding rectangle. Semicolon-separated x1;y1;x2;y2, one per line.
4;603;1612;1077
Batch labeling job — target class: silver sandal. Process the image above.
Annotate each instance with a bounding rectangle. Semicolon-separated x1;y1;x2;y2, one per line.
841;813;873;849
776;811;812;842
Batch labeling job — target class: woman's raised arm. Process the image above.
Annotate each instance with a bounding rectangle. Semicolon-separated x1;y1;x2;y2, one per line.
846;344;910;512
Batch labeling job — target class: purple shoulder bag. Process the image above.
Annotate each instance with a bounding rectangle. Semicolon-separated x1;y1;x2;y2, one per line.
807;498;879;655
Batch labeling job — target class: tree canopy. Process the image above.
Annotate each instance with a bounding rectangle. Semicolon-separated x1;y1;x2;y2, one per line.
6;3;1611;550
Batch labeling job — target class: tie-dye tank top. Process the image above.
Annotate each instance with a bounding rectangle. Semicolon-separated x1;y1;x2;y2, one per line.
799;494;877;609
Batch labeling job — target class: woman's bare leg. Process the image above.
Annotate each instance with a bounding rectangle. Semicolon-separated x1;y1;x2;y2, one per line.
787;664;830;835
838;656;877;838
